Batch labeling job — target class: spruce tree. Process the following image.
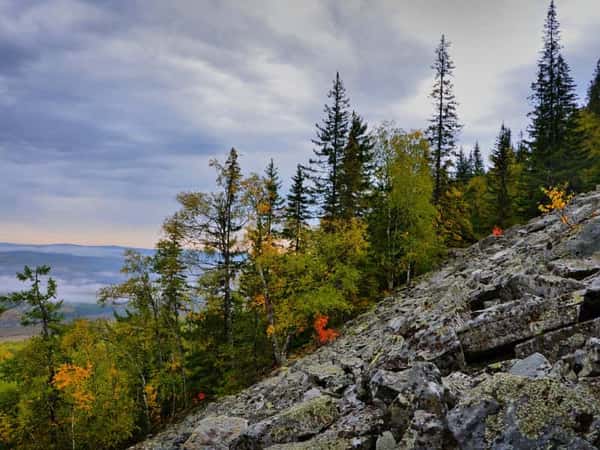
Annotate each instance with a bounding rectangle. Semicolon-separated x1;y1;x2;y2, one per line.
339;112;374;219
263;159;284;237
427;34;462;204
526;0;581;207
472;141;485;176
455;147;473;184
310;72;351;221
488;124;517;229
284;164;311;252
588;58;600;117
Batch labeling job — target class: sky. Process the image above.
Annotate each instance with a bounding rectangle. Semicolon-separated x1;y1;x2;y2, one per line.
1;0;599;248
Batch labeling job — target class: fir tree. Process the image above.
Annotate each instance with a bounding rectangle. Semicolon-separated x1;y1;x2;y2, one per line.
427;34;462;204
310;72;351;220
587;57;600;117
339;112;374;219
284;164;311;252
526;0;582;207
472;141;485;176
488;124;517;229
455;147;473;184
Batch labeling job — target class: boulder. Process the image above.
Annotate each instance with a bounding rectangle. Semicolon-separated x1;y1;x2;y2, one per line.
369;363;447;437
183;416;248;449
231;395;339;448
567;217;600;257
448;373;600;449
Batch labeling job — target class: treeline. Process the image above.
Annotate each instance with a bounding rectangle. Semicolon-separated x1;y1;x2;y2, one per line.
1;1;600;448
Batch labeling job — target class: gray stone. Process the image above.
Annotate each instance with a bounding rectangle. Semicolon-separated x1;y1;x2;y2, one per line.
447;398;500;450
567;217;600;257
183;416;248;449
509;353;551;379
375;431;397;450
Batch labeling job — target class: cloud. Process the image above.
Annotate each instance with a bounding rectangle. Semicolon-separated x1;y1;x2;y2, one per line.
0;0;599;246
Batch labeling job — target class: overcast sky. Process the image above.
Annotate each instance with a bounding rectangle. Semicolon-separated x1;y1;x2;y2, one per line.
1;0;599;247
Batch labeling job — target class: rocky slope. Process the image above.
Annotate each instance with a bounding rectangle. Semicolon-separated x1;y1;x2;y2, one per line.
133;187;600;450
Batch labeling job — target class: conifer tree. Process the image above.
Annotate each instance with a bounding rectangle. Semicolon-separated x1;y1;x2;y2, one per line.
263;159;284;237
171;148;245;344
427;34;462;204
526;0;582;207
455;147;473;184
472;141;485;176
588;58;600;117
514;131;530;164
284;164;311;252
310;72;351;220
488;124;517;229
339;112;374;219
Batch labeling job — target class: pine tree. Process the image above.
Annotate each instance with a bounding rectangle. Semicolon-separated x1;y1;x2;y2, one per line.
588;57;600;117
488;124;517;229
427;34;462;204
339;112;374;219
472;141;485;176
455;147;473;184
526;0;582;208
310;72;351;221
284;164;311;252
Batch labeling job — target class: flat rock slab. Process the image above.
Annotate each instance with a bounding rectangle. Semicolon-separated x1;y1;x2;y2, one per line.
458;295;579;356
515;317;600;362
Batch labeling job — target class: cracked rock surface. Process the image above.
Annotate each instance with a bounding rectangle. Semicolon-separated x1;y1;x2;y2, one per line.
132;188;600;450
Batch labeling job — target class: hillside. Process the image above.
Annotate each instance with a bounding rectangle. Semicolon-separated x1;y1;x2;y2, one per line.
133;187;600;449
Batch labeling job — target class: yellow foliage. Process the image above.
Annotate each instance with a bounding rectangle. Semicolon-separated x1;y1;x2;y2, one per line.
538;185;574;227
0;412;15;444
266;324;275;337
253;294;266;307
53;362;95;411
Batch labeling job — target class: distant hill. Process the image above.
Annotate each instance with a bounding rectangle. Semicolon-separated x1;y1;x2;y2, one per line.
0;242;153;304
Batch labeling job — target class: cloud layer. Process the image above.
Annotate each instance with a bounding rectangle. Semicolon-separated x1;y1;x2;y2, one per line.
1;0;599;247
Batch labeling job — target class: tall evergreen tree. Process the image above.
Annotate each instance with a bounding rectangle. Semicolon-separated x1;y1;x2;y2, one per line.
526;0;581;207
310;72;351;221
472;141;485;176
284;164;311;252
587;57;600;117
263;159;284;237
455;147;473;184
339;112;374;219
488;124;517;229
427;34;462;204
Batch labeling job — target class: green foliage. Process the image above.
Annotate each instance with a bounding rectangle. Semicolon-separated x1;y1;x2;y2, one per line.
487;124;518;229
577;110;600;189
369;125;441;291
339;112;374;219
587;58;600;117
524;0;584;214
0;265;63;339
464;176;488;238
283;164;311;252
310;72;351;220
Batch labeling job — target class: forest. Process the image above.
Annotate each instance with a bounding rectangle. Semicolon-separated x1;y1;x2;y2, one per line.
1;2;600;449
